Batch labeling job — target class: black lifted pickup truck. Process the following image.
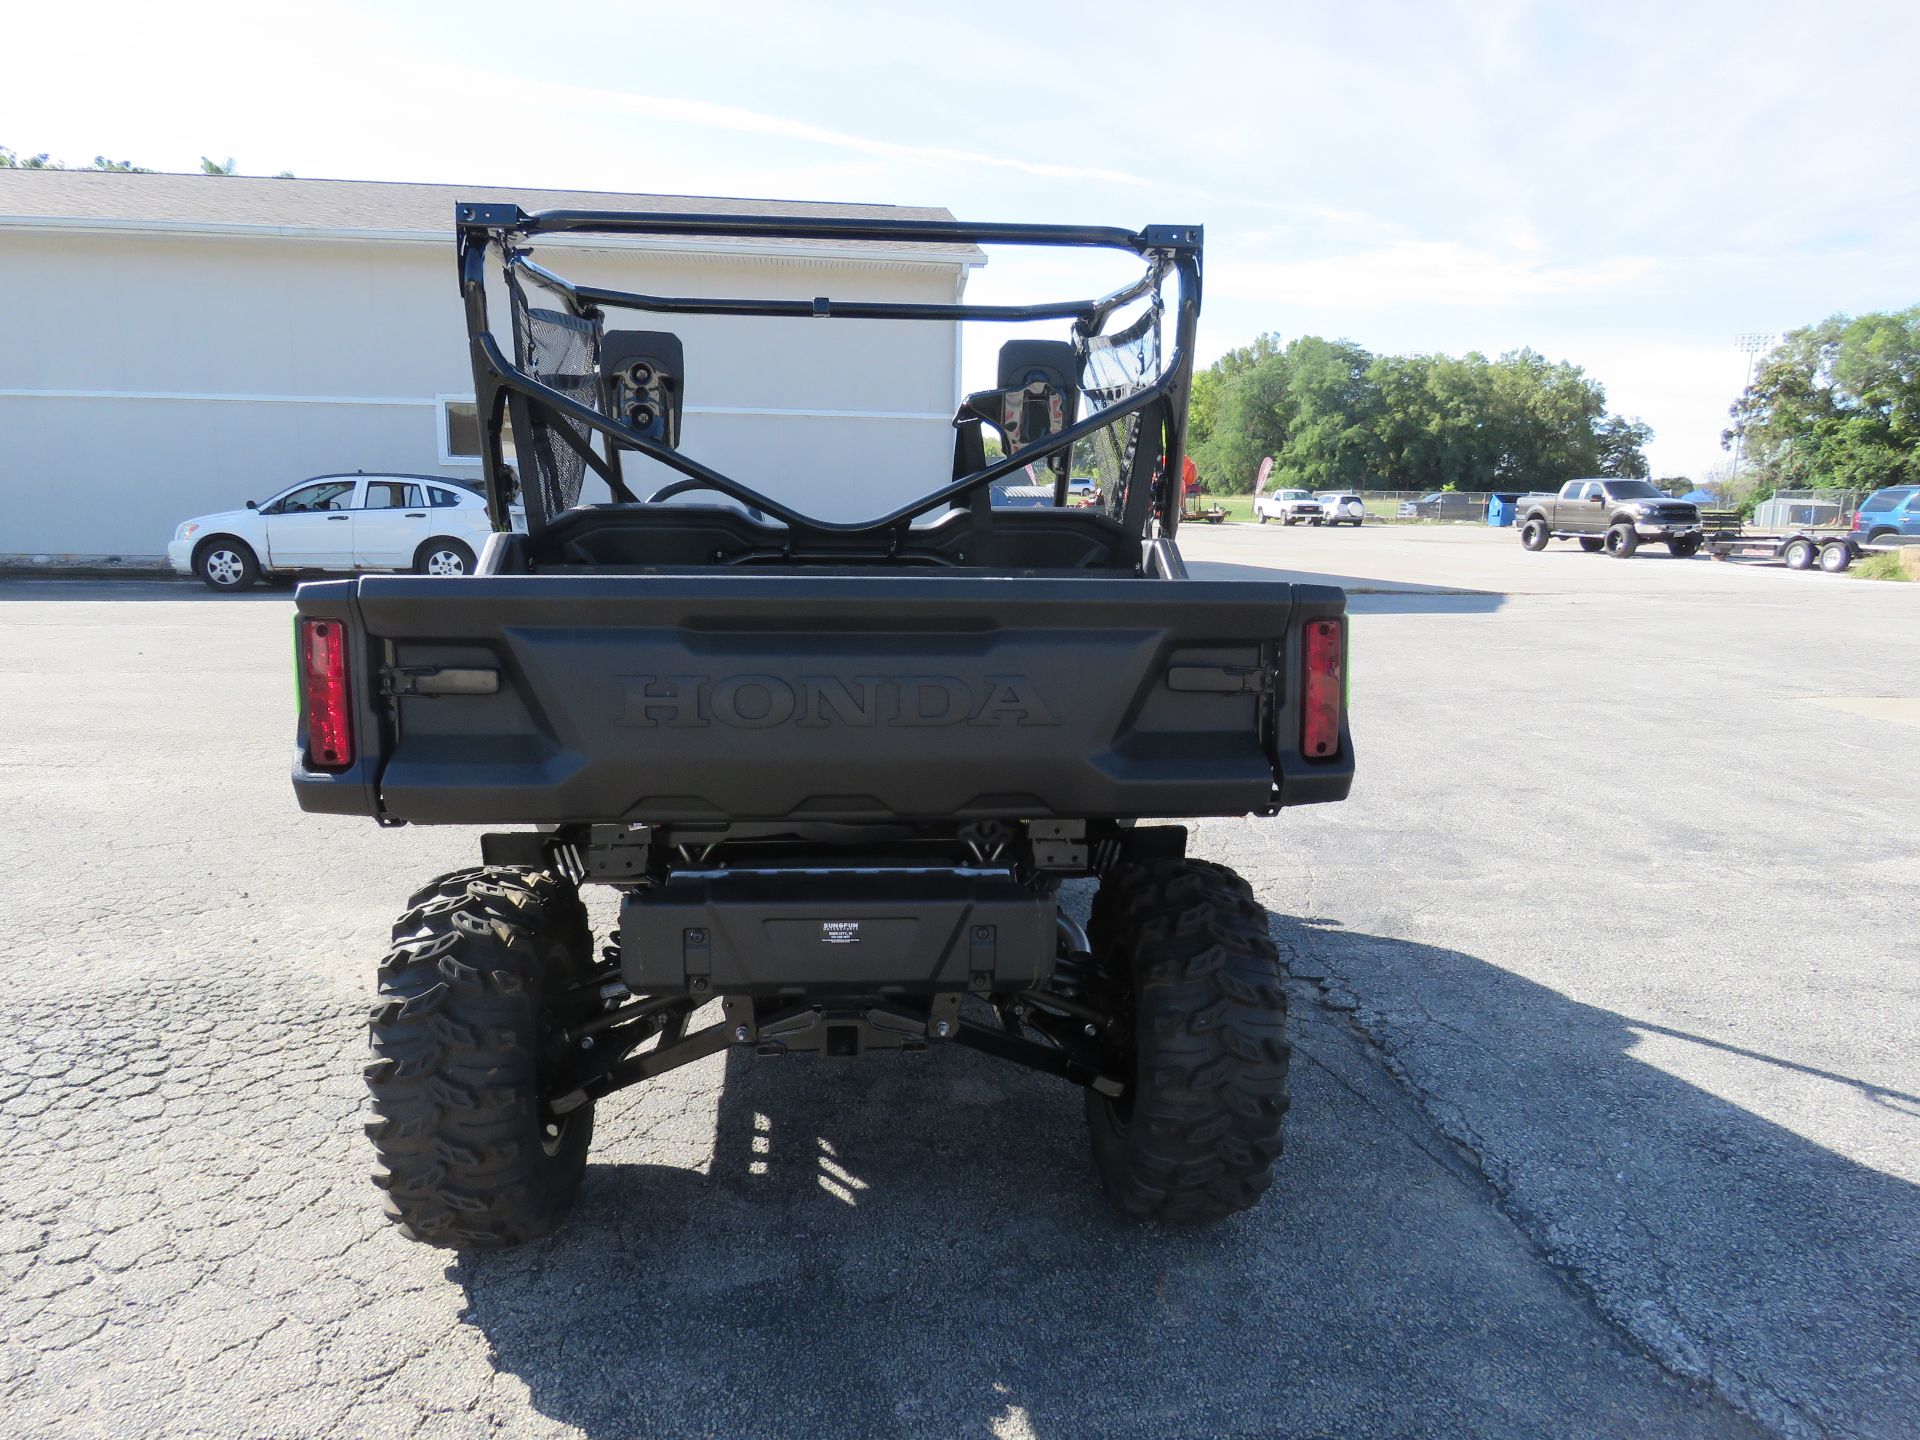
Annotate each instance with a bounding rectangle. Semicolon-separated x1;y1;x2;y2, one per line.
291;204;1354;1247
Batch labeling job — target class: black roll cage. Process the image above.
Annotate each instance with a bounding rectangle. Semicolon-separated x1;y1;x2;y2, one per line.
453;203;1204;542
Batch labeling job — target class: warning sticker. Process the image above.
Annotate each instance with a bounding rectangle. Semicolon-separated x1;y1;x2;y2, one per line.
819;922;861;945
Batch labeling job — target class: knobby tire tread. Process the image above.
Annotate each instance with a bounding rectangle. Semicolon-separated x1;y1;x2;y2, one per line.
1085;859;1290;1224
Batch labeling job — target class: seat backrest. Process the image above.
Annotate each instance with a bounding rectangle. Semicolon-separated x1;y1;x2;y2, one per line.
533;502;1142;573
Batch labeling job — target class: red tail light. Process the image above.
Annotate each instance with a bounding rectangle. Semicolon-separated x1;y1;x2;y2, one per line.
1301;618;1345;761
300;618;354;770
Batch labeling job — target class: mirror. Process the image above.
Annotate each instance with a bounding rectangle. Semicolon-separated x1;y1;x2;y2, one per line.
246;500;258;509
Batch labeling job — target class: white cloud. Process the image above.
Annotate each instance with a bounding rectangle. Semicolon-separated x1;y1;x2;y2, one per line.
3;0;1908;492
0;1;1154;192
1212;242;1655;311
1562;340;1753;481
515;84;1154;189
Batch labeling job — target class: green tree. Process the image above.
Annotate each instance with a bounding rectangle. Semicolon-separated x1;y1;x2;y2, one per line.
2;145;180;175
1186;366;1222;455
1192;337;1295;489
1484;349;1611;487
1210;332;1285;381
1267;337;1381;491
200;156;237;175
1189;334;1647;493
1594;415;1654;477
1727;308;1920;491
1367;352;1503;491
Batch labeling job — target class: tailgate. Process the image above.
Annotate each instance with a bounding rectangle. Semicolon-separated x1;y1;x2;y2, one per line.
293;574;1350;824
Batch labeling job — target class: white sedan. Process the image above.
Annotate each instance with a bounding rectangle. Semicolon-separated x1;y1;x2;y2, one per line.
168;473;506;591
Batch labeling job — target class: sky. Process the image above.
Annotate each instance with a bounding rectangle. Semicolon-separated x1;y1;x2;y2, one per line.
6;0;1917;481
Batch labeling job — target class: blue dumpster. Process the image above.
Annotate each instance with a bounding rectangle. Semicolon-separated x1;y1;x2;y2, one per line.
1486;492;1524;527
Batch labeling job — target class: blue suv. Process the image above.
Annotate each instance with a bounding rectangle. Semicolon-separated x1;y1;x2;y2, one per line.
1853;486;1920;543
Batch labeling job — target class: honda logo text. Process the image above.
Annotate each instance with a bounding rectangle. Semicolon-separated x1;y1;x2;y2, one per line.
616;674;1058;729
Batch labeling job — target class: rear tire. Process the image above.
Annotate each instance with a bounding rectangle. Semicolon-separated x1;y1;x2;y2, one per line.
1819;540;1852;573
1257;513;1268;525
1084;860;1289;1224
366;867;597;1249
415;538;477;576
1520;518;1550;551
1784;538;1815;570
1669;535;1702;558
1578;536;1605;553
1604;523;1639;558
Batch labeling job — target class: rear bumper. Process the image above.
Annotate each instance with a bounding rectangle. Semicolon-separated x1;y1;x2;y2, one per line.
291;573;1356;825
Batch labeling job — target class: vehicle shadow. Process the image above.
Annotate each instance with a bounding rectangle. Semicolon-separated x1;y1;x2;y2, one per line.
429;917;1920;1436
0;577;291;602
1268;916;1920;1440
1184;558;1507;612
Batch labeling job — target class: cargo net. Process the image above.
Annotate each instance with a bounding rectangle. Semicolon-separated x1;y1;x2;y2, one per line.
1074;299;1163;522
514;298;604;516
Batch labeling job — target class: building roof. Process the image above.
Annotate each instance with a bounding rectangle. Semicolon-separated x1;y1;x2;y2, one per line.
0;170;984;265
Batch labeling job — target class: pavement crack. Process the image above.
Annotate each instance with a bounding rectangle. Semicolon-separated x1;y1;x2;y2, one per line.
1277;919;1785;1438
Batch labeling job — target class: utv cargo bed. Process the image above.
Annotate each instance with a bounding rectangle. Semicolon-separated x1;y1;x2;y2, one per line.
295;572;1351;825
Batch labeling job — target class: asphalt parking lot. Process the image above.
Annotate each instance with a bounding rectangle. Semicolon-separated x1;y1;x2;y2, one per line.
2;526;1915;1439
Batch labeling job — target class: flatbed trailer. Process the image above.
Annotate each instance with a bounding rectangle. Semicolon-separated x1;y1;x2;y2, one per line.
1704;527;1883;574
1181;496;1229;524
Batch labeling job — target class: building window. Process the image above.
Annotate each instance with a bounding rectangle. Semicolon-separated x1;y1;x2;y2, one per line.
439;397;517;466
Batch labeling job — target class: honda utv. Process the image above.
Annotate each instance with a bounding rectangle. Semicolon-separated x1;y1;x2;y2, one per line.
291;204;1354;1247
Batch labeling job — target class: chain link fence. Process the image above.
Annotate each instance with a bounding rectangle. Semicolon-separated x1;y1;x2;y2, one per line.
1228;486;1877;528
1750;489;1868;532
1201;490;1504;524
1250;490;1498;522
1360;490;1492;520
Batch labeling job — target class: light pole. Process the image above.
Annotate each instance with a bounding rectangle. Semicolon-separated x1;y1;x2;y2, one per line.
1730;332;1775;486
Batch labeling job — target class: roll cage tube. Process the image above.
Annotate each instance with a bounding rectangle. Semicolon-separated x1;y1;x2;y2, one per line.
453;204;1203;540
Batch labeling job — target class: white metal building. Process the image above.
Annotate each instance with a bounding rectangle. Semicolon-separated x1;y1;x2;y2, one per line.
0;171;982;563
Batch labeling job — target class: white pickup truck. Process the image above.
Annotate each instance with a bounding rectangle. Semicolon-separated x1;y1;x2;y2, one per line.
1254;488;1327;526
